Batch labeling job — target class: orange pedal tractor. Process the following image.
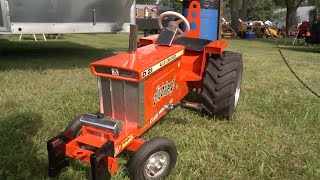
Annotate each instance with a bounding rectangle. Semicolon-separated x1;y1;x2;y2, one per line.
47;1;243;179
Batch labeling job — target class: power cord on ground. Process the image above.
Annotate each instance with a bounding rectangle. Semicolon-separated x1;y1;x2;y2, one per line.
247;0;320;99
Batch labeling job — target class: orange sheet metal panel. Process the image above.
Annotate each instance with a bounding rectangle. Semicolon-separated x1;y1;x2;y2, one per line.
204;40;228;55
200;40;228;76
143;60;179;126
90;44;185;81
142;55;194;128
139;34;159;46
180;50;203;76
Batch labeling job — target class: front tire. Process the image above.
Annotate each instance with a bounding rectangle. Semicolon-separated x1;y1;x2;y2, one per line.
200;51;243;119
128;137;177;180
65;115;82;139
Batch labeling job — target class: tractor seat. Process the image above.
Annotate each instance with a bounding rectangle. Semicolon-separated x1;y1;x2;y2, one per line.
174;37;211;51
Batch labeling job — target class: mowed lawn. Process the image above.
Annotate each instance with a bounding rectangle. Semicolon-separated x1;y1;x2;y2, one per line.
0;34;320;179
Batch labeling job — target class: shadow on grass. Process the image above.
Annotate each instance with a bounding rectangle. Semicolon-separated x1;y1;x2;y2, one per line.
254;38;320;53
280;46;320;53
0;38;9;42
0;112;45;179
0;40;127;70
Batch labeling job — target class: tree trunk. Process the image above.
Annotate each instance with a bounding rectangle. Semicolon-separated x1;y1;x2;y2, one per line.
230;0;241;33
286;6;294;34
240;0;249;20
285;0;305;35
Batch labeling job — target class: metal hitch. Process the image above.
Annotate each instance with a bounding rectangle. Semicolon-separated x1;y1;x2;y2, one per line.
47;131;71;177
48;131;116;179
90;141;114;180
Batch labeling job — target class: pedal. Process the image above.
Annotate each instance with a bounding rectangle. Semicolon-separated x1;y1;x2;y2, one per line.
180;101;202;111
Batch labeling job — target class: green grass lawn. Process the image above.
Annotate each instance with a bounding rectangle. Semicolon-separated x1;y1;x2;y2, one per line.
0;34;320;179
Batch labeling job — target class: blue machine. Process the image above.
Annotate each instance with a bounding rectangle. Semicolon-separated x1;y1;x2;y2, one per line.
182;0;221;41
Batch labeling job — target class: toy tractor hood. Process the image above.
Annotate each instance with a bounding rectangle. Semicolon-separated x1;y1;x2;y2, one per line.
90;44;185;82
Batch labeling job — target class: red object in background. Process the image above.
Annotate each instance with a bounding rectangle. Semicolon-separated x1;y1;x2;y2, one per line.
144;5;149;18
299;21;309;31
298;21;310;37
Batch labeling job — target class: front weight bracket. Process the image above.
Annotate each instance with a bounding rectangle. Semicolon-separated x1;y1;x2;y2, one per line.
90;140;115;180
47;131;71;177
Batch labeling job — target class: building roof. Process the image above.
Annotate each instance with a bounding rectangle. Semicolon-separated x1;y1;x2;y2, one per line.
136;4;157;9
297;6;317;22
136;4;173;11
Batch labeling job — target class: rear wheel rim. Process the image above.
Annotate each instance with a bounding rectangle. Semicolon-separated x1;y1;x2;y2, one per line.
234;72;242;110
144;151;170;179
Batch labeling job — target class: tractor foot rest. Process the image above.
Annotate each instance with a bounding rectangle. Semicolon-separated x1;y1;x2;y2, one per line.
80;114;122;136
180;101;203;111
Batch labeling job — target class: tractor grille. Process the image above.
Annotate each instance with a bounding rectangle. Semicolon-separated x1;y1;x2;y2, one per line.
99;77;144;126
95;66;138;79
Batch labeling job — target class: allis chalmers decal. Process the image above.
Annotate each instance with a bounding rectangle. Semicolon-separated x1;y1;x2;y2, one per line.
111;68;119;76
153;77;176;106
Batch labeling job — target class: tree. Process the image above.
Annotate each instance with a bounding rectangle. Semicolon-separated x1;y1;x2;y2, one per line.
307;0;320;7
246;0;278;21
229;0;250;33
227;0;278;33
274;0;305;33
286;0;304;32
229;0;241;33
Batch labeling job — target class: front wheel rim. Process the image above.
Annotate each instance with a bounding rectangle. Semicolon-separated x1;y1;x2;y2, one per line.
144;151;170;179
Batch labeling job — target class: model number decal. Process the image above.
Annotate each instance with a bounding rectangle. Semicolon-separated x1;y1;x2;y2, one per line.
154;77;175;106
142;50;184;78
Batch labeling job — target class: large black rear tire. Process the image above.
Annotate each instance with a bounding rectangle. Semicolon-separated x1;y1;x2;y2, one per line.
201;51;243;119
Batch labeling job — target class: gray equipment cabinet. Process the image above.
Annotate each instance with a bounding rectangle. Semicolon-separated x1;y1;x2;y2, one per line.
0;0;136;34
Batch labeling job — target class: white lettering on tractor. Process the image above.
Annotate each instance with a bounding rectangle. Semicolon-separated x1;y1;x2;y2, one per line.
142;50;184;78
153;77;175;106
150;106;166;124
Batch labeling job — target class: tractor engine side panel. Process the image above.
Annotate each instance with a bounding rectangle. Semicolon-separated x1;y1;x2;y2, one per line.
143;59;182;125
